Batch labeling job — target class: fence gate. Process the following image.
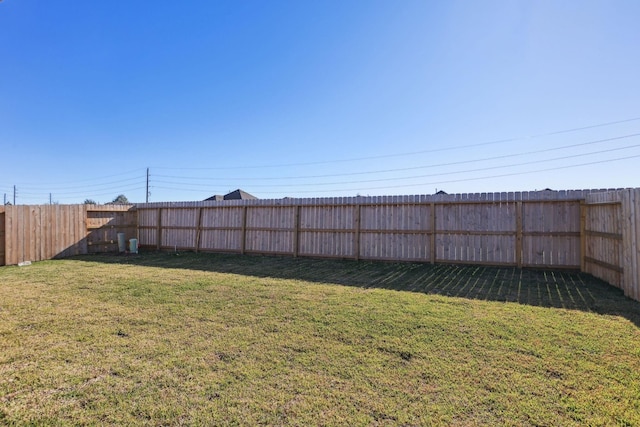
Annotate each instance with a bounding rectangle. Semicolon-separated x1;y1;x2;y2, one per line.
0;211;5;266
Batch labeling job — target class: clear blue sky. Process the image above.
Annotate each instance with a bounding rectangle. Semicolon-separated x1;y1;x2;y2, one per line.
1;0;639;204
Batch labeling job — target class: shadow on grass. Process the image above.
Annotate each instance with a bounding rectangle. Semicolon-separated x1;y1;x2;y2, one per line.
71;251;640;327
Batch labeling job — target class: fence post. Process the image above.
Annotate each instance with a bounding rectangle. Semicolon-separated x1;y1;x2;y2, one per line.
293;205;300;258
195;207;203;253
241;206;248;255
136;208;140;244
354;204;361;260
516;201;523;268
430;202;436;264
156;208;162;251
580;200;586;272
621;189;640;301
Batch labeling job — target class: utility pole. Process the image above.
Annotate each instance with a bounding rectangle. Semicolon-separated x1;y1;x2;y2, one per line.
3;193;5;205
13;185;16;205
49;193;52;205
146;167;150;203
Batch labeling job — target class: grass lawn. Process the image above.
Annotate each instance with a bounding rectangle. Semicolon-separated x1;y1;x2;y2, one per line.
0;252;639;426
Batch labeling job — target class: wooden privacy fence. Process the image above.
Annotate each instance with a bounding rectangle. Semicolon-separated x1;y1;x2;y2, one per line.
136;190;599;269
0;204;136;266
1;189;638;302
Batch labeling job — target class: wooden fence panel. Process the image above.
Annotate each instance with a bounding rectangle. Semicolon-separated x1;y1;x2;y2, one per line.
359;203;430;261
586;204;623;286
434;202;517;265
584;192;624;288
0;204;135;265
201;229;242;252
199;206;243;252
584;189;640;300
159;208;198;251
137;207;159;247
522;201;581;268
135;195;590;268
299;205;354;258
436;234;516;265
5;206;15;265
86;206;135;253
621;188;640;300
7;205;56;263
247;206;296;255
9;206;28;264
359;232;429;262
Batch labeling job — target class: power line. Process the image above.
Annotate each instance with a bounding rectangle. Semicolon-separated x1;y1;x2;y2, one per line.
11;168;146;186
152;132;640;182
15;187;148;205
150;151;640;196
4;117;640;201
53;187;147;200
16;182;146;197
151;116;640;171
249;153;640;194
151;143;640;189
6;169;148;203
18;176;145;192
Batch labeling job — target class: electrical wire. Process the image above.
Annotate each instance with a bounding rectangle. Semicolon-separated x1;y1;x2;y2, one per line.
150;143;640;189
247;153;640;194
150;116;640;171
151;133;640;182
15;182;146;197
150;153;640;196
18;176;145;191
3;117;639;202
53;187;147;200
11;168;146;186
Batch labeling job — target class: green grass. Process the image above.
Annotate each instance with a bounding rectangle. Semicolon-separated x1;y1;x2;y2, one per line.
0;252;639;426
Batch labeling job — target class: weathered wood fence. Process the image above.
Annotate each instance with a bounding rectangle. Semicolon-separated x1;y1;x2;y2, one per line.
1;189;639;301
0;204;136;266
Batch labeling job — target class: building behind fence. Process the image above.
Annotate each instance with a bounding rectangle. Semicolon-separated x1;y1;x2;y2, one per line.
0;189;639;302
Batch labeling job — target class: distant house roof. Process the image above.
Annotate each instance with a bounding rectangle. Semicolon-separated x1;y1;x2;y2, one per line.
204;189;257;202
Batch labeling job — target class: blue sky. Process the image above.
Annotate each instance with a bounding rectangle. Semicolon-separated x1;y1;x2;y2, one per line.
1;0;639;204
